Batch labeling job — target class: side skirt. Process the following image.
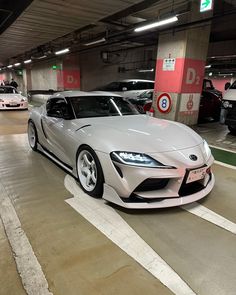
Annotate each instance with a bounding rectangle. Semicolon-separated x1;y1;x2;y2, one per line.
38;143;74;174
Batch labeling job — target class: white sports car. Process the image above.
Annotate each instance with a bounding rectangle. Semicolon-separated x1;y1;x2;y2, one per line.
0;86;28;110
28;91;215;209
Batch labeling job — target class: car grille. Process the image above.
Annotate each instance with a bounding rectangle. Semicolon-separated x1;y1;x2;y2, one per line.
5;104;20;107
134;178;169;192
178;173;212;197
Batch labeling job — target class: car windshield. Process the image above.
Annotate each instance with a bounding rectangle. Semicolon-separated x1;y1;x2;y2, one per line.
0;87;18;94
229;81;236;89
139;91;153;99
69;96;139;118
0;86;18;94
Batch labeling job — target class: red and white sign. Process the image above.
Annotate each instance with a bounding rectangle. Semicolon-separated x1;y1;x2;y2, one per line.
155;58;205;93
157;93;172;113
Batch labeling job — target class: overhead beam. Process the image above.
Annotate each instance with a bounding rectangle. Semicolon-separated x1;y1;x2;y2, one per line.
101;0;162;22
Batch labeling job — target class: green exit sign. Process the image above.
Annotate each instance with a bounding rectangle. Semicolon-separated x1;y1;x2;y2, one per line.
52;65;62;70
200;0;213;12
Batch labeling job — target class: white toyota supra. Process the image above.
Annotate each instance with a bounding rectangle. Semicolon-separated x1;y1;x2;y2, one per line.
0;86;28;110
28;91;215;209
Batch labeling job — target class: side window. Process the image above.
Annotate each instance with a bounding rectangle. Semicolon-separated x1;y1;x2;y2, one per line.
46;98;70;118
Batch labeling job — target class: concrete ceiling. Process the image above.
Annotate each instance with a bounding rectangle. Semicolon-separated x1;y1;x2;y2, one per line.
0;0;236;74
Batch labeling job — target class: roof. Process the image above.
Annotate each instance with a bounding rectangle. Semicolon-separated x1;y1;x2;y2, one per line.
54;90;122;98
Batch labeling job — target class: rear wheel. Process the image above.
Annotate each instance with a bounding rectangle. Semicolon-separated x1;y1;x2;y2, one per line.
76;146;104;198
28;120;38;151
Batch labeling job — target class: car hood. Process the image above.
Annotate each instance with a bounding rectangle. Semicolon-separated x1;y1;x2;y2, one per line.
0;94;25;101
73;115;203;153
223;89;236;101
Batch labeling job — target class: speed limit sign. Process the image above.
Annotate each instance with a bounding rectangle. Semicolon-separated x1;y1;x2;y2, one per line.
157;93;172;113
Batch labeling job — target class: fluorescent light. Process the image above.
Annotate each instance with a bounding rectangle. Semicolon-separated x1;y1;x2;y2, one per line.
24;59;32;64
205;65;211;68
14;63;21;67
55;48;70;55
135;16;178;32
138;68;154;72
37;55;47;59
84;37;106;46
7;65;13;68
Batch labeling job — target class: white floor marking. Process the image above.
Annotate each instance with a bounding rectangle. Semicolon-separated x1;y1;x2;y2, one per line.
214;160;236;170
182;202;236;235
64;175;196;295
0;182;53;295
209;144;236;154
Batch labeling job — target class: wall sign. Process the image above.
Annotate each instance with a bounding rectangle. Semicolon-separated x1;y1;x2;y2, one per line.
200;0;213;12
163;58;176;71
157;93;172;113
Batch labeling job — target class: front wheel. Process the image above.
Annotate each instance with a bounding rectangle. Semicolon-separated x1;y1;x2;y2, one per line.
76;146;104;198
28;120;38;151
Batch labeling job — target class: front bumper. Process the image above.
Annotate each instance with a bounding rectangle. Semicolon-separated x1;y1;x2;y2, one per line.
103;173;215;209
97;144;215;209
0;102;28;110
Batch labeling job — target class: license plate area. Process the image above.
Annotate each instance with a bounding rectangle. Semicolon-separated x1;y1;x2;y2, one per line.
186;166;207;184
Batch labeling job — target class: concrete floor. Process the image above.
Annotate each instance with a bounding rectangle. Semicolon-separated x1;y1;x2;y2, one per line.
0;110;236;295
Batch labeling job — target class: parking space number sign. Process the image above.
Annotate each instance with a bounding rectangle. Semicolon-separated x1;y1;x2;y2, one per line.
157;93;172;113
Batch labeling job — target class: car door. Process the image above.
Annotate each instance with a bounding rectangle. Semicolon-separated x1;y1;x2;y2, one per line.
41;97;73;166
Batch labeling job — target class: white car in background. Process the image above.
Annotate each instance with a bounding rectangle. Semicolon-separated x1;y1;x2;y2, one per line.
28;91;215;209
95;79;154;99
0;86;28;110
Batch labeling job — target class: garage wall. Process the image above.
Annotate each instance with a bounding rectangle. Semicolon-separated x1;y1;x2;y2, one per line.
30;60;59;90
79;45;156;91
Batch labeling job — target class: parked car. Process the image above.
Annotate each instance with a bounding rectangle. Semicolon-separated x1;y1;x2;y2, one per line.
94;79;154;100
198;79;222;121
128;90;153;113
136;80;222;121
0;86;28;110
220;80;236;134
28;90;214;209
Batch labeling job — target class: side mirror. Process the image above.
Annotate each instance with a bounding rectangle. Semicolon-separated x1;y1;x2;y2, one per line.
122;87;127;91
225;82;231;90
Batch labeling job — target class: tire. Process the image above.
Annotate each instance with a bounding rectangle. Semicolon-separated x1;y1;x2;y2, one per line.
28;120;38;151
76;145;104;198
228;126;236;135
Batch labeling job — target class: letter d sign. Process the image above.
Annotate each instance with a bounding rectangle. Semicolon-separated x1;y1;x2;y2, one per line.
186;68;196;84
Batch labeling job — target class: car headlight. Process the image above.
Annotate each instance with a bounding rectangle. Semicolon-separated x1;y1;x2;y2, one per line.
203;140;211;160
0;99;4;102
21;98;26;102
111;151;170;168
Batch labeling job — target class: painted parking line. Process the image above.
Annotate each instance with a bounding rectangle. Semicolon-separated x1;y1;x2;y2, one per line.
209;145;236;154
64;175;196;295
0;182;53;295
182;202;236;235
214;160;236;170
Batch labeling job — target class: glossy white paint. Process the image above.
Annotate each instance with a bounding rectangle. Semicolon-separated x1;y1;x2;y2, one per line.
223;88;236;102
29;91;215;208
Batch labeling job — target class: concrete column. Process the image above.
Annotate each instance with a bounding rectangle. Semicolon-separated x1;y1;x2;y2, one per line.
57;54;80;90
153;11;211;125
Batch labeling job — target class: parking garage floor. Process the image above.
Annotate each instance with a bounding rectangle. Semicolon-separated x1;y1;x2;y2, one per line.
0;110;236;295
